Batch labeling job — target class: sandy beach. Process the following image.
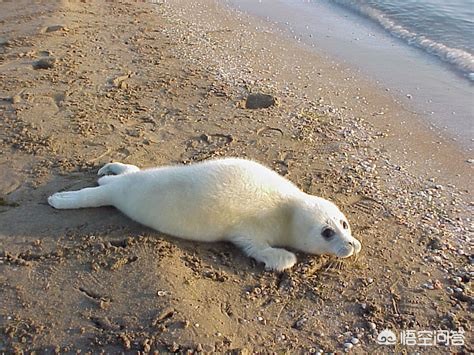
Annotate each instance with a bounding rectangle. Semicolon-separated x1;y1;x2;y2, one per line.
0;0;472;353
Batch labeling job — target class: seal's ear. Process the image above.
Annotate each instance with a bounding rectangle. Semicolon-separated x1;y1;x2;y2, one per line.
321;227;335;240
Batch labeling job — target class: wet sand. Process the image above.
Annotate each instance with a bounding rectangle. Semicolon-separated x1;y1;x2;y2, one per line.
0;0;472;353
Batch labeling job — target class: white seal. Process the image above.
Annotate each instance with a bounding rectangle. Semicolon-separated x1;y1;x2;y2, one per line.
48;158;361;271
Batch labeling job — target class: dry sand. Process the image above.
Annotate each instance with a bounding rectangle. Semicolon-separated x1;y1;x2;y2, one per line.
0;0;472;353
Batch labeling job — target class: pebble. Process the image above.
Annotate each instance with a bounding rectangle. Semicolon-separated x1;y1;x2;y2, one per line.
12;95;21;104
245;93;277;109
45;24;68;33
433;279;442;289
351;337;359;345
368;322;377;330
32;57;56;70
344;342;353;350
293;317;307;329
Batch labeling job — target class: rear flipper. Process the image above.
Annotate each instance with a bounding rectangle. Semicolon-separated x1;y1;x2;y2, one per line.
48;186;113;209
98;162;140;176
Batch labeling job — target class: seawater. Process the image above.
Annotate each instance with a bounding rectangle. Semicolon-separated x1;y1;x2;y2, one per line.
332;0;474;81
225;0;474;149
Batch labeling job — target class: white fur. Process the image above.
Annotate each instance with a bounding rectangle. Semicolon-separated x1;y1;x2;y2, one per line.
48;158;361;271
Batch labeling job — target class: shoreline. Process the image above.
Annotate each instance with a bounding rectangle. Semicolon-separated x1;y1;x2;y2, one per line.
0;0;472;353
226;0;474;152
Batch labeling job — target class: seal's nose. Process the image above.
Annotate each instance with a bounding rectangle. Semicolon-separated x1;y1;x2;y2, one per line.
352;239;362;254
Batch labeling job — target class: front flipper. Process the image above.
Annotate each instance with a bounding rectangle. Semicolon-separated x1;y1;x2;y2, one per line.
48;186;112;209
231;236;297;271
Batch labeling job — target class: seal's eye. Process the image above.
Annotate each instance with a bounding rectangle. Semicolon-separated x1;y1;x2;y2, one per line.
341;220;349;229
321;227;335;240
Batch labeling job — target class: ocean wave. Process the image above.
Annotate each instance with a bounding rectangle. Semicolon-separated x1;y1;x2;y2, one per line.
332;0;474;80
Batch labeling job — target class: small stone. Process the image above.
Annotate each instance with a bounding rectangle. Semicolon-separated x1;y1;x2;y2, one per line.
367;278;374;284
196;343;203;352
453;276;463;283
433;279;442;289
112;74;130;87
344;342;353;350
45;25;68;33
32;57;56;70
143;339;151;353
169;342;179;352
368;322;376;330
427;237;443;250
351;337;359;345
126;129;142;137
12;95;21;104
245;93;277;109
293;317;307;329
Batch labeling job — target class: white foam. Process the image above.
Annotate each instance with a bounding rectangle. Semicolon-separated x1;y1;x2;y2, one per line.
334;0;474;81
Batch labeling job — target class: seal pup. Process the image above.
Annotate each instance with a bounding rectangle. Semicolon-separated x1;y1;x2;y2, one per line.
48;158;361;271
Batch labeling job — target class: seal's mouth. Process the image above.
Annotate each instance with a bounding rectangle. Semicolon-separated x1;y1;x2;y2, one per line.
335;238;362;258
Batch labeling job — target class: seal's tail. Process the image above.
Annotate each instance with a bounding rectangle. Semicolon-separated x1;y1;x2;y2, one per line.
48;185;113;209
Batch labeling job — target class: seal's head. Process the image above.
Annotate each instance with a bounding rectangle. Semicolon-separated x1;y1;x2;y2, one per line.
291;196;361;258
